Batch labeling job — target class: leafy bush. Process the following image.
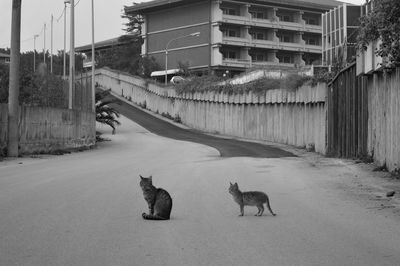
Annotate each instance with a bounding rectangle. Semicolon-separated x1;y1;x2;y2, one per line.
357;0;400;66
95;90;121;133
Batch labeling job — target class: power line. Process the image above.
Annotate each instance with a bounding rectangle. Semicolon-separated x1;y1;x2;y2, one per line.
1;1;82;50
56;7;66;22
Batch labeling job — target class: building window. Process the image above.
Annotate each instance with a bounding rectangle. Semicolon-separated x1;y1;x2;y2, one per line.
304;17;318;25
305;37;318;45
222;7;238;16
251;53;265;62
278;54;293;63
223;50;237;59
277;33;292;43
222;29;239;38
251;32;265;40
250;11;265;19
278;14;293;22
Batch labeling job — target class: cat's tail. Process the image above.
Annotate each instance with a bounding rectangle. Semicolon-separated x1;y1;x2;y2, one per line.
266;198;277;216
142;213;169;220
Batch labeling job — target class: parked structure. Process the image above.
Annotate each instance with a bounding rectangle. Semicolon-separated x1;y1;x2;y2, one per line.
322;3;362;67
125;0;341;76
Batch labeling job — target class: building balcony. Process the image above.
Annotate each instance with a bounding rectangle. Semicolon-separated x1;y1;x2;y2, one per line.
252;61;295;68
222;36;321;54
222;36;250;46
221;58;251;68
221;58;298;69
304;44;322;53
220;14;321;34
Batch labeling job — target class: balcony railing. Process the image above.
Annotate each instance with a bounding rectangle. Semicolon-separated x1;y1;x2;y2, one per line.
220;14;321;34
222;58;251;68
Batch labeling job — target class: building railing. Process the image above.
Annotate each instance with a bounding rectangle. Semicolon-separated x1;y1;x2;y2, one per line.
221;36;321;54
220;14;321;34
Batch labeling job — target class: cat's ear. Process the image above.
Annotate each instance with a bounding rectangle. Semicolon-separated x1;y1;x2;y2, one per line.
234;182;238;186
230;182;233;185
149;175;152;180
139;175;144;180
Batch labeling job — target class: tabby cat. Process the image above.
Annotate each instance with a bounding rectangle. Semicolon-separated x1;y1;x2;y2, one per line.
228;182;276;216
140;175;173;220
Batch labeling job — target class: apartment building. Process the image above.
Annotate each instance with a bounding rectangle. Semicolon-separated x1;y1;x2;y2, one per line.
322;3;361;67
125;0;341;76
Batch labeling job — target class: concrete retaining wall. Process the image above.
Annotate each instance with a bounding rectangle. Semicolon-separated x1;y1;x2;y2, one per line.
0;104;95;154
95;68;327;154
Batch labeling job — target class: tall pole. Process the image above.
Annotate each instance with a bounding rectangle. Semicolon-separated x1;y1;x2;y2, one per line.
63;2;68;80
33;34;38;72
69;0;75;109
165;49;168;85
91;0;95;112
43;23;46;64
50;15;53;73
8;0;22;157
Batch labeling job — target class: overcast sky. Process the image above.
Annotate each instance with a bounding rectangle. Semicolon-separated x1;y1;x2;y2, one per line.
0;0;365;53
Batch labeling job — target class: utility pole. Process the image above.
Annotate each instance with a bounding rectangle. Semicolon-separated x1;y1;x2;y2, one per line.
51;15;53;73
91;0;95;112
8;0;22;157
63;1;69;80
69;0;75;109
33;34;39;72
43;23;46;64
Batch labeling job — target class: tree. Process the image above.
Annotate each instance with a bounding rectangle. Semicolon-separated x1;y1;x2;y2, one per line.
95;90;120;134
357;0;400;66
95;34;160;78
122;5;144;34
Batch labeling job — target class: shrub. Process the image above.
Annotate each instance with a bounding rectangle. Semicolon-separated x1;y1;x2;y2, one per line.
174;74;311;95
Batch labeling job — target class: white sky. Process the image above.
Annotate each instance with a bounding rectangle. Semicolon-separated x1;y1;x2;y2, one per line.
0;0;365;52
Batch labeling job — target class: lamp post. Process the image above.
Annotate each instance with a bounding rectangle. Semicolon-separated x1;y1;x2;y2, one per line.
33;34;39;72
43;23;46;64
63;0;70;80
69;0;75;109
50;15;53;73
8;0;22;157
164;32;200;85
91;0;95;112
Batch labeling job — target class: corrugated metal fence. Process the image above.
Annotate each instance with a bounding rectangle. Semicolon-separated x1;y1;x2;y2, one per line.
327;63;369;158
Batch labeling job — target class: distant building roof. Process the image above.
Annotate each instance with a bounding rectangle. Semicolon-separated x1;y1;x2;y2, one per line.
75;34;138;53
126;0;344;14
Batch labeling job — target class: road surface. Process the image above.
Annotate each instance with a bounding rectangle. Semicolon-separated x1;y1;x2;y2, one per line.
1;111;400;265
109;98;295;158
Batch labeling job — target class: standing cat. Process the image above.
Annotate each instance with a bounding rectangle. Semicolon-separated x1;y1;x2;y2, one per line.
228;182;276;217
140;175;173;220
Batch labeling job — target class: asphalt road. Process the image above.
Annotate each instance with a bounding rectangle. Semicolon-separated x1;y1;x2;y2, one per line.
1;107;400;265
109;98;294;158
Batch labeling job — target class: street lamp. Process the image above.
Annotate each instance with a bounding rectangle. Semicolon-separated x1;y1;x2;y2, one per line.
69;0;75;109
33;34;39;72
164;32;200;85
63;0;70;80
91;0;95;112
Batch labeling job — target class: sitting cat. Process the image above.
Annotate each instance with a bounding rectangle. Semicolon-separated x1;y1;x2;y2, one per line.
140;175;173;220
229;182;276;217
